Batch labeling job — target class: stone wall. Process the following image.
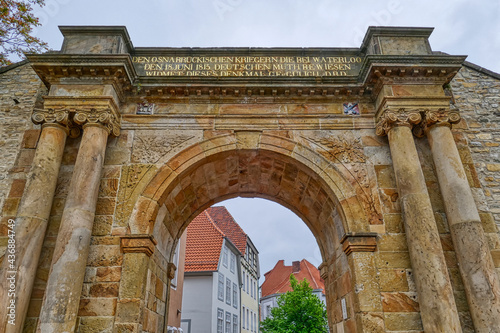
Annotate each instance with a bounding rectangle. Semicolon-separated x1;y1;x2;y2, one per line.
0;62;45;260
450;64;500;231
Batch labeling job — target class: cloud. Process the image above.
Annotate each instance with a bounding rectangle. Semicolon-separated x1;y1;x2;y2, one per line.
221;197;321;284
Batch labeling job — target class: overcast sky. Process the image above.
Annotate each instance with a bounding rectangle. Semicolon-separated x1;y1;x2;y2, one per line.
29;0;500;283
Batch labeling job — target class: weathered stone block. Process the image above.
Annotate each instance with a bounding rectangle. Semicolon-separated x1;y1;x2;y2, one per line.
87;245;123;267
89;282;119;298
77;316;114;333
383;214;403;233
381;292;419;312
15;149;35;166
375;252;411;269
378;234;408;252
379;269;409;292
115;299;142;323
96;197;116;215
8;178;26;197
2;197;20;216
22;129;41;149
78;298;117;316
92;215;113;236
384;312;423;331
96;267;122;282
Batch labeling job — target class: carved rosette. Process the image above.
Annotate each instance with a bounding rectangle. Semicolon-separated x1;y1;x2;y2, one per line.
375;109;422;137
31;108;80;137
74;108;121;137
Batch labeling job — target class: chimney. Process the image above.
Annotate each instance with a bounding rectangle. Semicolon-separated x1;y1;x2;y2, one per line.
292;261;300;273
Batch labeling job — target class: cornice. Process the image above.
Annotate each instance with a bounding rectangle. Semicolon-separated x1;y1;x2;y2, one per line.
25;54;137;102
359;54;467;86
340;232;378;256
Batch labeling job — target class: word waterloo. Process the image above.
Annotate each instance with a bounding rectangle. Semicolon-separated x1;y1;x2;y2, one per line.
132;55;363;77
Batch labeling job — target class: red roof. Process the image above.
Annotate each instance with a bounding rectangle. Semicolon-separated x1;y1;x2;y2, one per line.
261;259;325;297
206;206;248;255
185;206;247;273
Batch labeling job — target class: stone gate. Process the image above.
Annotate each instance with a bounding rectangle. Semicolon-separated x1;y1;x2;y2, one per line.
1;26;500;333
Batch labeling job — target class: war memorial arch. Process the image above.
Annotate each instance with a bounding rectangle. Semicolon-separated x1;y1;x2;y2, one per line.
1;26;500;332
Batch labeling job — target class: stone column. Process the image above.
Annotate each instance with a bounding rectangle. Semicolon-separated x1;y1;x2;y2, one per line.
36;108;120;333
376;110;462;332
423;110;500;332
0;109;77;333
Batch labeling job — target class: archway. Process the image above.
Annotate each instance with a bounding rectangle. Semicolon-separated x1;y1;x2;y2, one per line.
120;131;380;332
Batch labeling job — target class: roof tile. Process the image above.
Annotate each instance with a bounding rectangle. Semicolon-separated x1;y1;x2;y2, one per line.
185;206;249;273
261;259;325;297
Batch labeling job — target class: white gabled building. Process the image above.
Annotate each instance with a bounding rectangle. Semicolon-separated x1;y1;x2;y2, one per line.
181;206;260;333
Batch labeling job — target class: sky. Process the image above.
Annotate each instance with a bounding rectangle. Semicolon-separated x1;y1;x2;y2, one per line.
27;0;500;283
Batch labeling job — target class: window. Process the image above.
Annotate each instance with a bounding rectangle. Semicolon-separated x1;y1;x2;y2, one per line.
226;278;232;305
254;281;257;299
233;282;238;308
217;308;224;333
250;278;253;298
230;252;236;273
233;314;238;333
242;271;245;292
250;310;254;332
246;308;249;330
218;273;224;301
171;241;181;289
266;305;271;319
242;306;246;329
246;275;249;294
223;246;228;267
225;311;231;333
254;313;257;332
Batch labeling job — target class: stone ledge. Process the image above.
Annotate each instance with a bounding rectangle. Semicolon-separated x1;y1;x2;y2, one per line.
341;232;378;256
120;235;157;257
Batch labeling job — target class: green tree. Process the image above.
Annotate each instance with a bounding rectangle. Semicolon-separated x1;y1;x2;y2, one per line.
261;274;329;333
0;0;48;66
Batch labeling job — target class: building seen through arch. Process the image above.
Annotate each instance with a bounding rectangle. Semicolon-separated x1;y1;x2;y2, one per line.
0;25;500;333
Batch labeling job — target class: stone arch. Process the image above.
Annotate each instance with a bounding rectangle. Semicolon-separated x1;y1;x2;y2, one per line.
118;131;379;331
129;131;371;243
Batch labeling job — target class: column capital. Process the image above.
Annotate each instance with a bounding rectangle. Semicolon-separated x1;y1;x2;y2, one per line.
375;108;422;137
42;96;121;137
74;107;121;136
422;109;461;132
31;108;80;138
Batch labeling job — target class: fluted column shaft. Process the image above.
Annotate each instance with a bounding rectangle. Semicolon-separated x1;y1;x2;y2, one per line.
425;111;500;332
0;117;71;333
377;111;462;332
36;109;117;332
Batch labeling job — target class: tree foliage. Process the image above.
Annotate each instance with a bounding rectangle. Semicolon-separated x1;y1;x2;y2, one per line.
261;274;329;333
0;0;48;66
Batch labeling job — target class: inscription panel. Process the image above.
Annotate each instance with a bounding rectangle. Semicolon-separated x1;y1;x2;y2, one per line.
132;54;363;78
